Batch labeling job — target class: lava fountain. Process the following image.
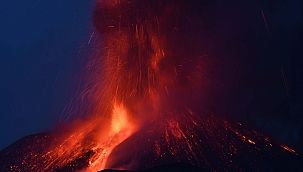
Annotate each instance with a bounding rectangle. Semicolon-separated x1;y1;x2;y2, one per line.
0;0;302;171
82;0;209;170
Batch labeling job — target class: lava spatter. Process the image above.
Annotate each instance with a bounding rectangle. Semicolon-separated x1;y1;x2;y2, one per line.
106;112;301;171
1;0;302;171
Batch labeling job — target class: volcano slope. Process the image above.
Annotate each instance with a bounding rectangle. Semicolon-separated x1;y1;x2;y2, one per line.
1;0;302;171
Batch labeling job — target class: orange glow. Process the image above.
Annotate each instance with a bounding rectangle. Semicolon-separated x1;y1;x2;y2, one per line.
247;139;255;145
280;144;298;155
8;1;300;171
111;103;130;135
84;103;137;171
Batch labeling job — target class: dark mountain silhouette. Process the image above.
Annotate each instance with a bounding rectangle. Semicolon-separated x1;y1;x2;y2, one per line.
1;114;301;171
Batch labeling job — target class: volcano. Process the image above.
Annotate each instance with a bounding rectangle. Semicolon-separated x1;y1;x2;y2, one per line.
1;0;302;171
1;113;302;171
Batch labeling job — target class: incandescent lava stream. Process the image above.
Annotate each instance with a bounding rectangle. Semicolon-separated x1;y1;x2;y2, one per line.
1;0;302;171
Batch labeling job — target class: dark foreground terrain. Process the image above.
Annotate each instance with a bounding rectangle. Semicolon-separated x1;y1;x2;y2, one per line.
1;114;302;171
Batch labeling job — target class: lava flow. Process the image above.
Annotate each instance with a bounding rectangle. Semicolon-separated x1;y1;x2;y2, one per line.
0;0;302;171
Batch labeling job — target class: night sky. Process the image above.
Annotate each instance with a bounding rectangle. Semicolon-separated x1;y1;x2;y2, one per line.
0;0;95;150
1;0;303;156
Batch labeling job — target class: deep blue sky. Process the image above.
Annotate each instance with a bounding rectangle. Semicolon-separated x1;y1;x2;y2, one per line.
0;0;95;149
0;0;302;153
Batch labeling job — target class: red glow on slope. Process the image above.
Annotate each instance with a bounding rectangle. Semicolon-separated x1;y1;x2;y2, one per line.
60;1;207;170
2;1;301;171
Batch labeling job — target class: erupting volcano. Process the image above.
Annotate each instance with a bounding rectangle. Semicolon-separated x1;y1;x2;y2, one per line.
1;0;302;171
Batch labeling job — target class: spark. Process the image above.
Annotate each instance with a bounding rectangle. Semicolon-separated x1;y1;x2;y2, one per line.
87;32;95;45
261;10;271;38
248;139;256;145
280;144;298;155
281;68;291;98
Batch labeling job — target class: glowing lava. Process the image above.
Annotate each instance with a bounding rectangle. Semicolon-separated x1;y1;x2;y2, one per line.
0;0;302;171
84;103;137;171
